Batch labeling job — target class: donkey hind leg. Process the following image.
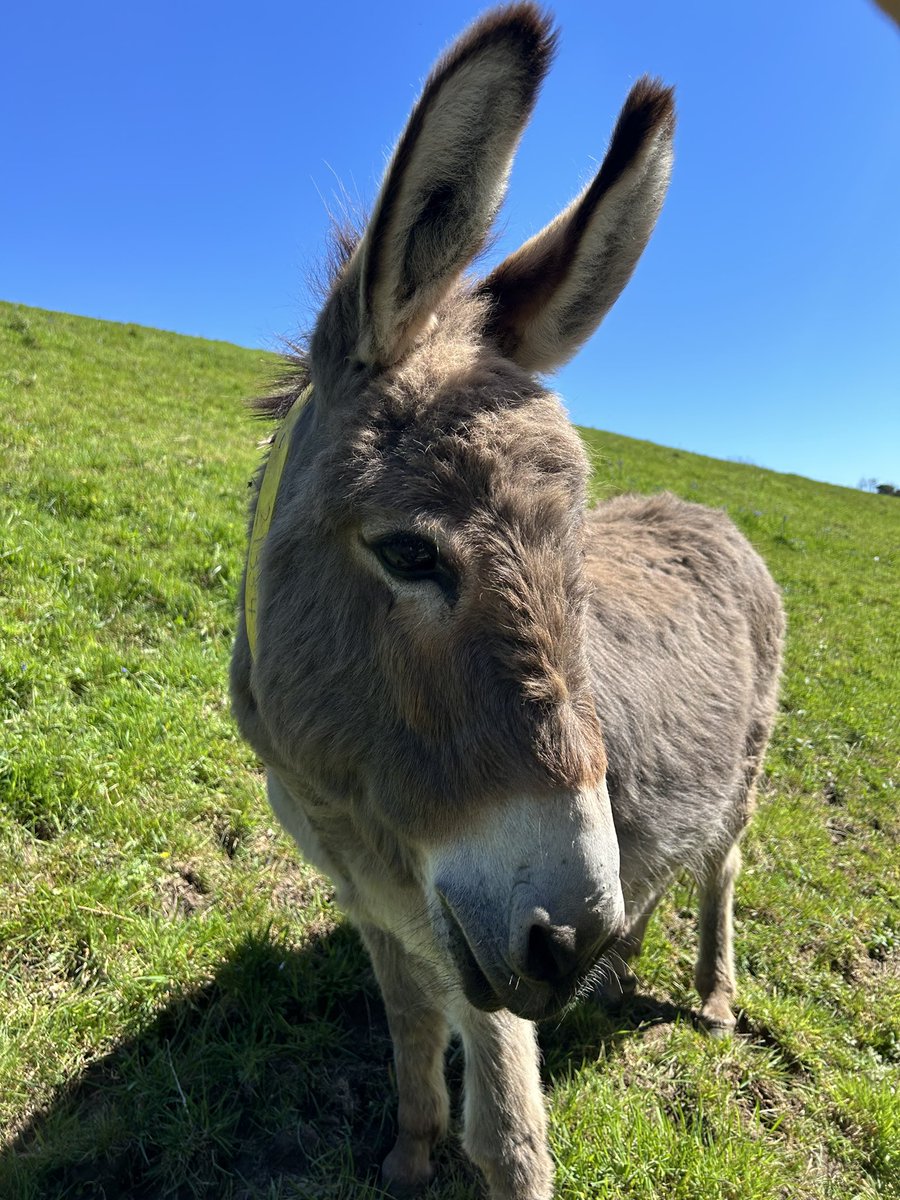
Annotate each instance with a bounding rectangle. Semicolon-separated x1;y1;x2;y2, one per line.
694;841;742;1036
360;924;450;1191
452;1001;554;1200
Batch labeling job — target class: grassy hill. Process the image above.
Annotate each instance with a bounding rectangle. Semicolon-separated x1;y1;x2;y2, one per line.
1;299;897;1198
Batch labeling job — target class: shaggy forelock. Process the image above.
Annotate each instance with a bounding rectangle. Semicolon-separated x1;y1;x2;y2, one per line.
252;222;362;421
337;291;590;531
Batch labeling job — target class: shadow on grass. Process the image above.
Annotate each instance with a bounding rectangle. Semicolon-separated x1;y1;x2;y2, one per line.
2;924;693;1200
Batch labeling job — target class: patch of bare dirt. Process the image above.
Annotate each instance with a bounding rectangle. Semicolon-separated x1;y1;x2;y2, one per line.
157;862;211;918
244;826;331;916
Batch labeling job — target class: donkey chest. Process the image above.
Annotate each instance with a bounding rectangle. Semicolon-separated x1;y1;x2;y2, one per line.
265;769;427;933
266;769;359;903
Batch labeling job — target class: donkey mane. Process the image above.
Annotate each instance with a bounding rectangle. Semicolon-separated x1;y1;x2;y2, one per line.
252;222;362;422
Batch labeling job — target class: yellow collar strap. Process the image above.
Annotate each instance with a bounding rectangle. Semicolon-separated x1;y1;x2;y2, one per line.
244;383;314;660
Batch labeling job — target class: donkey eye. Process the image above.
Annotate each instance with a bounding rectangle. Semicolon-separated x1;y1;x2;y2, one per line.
372;534;439;579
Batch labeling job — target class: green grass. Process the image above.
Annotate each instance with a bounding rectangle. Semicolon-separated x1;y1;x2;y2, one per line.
1;298;897;1199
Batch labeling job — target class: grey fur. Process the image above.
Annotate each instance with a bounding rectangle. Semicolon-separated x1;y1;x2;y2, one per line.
230;7;784;1197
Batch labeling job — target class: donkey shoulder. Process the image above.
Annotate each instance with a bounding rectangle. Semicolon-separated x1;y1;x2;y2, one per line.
585;491;783;662
583;490;784;766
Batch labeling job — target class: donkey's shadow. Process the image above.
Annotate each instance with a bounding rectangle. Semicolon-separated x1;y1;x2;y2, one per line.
3;924;690;1199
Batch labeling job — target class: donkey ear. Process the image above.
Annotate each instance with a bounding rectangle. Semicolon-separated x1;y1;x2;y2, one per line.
349;5;556;368
477;78;675;373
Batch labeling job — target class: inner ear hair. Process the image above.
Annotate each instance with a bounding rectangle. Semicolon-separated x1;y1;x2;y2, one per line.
478;76;675;374
352;4;558;369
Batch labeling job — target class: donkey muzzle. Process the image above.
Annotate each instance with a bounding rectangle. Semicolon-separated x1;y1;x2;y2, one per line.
428;783;624;1018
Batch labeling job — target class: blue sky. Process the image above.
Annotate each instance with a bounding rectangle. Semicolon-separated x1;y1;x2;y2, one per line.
5;0;899;489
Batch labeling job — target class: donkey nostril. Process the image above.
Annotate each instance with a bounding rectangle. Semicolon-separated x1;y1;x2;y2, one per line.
523;921;578;983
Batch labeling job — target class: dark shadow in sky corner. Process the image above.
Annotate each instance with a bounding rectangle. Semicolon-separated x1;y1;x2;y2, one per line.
2;924;693;1200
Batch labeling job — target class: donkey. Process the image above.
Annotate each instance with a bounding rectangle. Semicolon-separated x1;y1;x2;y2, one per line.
230;6;784;1197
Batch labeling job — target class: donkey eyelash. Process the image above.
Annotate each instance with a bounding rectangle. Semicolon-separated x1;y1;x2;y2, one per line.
372;532;439;573
367;532;460;605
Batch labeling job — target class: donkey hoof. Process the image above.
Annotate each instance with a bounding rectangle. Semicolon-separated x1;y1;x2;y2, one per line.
698;999;736;1038
382;1137;435;1195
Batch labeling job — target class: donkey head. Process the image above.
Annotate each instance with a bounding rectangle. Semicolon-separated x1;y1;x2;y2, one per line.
239;4;674;1021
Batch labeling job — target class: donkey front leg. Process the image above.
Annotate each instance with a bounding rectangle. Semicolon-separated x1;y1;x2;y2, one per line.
694;841;742;1035
593;886;665;1007
360;924;450;1191
452;1001;554;1200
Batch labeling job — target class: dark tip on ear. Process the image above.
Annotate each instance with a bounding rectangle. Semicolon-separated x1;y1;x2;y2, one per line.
456;4;558;79
579;75;674;211
616;76;676;148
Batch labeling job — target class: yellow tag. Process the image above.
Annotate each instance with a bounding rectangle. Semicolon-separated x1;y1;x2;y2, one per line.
244;384;314;660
